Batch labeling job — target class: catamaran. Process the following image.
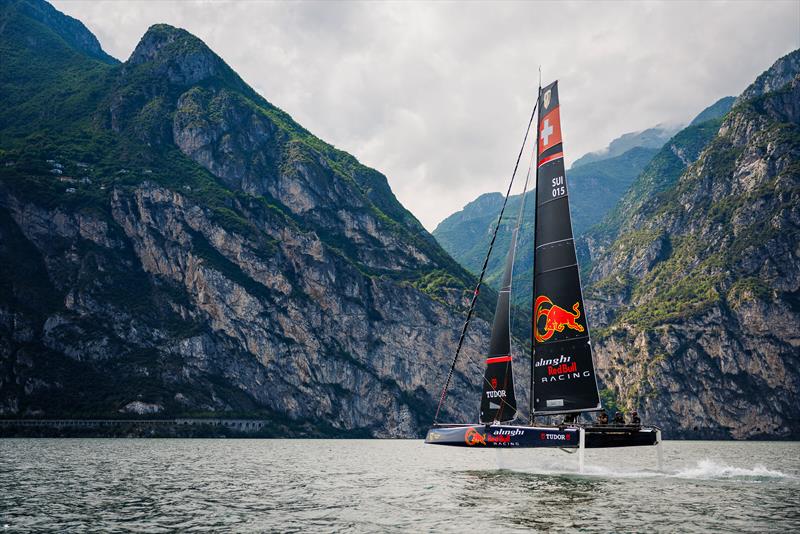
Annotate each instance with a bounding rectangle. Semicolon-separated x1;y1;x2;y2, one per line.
426;80;662;467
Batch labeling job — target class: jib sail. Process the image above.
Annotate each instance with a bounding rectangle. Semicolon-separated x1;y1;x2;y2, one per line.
479;227;519;423
532;81;601;414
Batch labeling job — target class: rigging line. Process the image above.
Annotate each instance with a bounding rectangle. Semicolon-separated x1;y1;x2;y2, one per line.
432;96;539;425
509;130;537;363
508;133;537;422
530;78;542;424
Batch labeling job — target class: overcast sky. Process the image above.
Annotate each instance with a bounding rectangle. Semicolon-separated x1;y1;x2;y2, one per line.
53;0;799;230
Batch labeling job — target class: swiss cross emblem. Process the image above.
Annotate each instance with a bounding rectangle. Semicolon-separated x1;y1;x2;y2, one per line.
543;89;552;109
541;119;554;146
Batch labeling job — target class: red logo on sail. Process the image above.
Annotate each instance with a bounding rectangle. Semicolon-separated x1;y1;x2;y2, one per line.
465;427;487;446
534;296;584;343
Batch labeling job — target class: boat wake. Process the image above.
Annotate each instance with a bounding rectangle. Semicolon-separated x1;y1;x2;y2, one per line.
671;459;793;481
495;455;795;481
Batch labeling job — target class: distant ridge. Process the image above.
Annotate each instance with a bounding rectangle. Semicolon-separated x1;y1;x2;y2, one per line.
689;96;735;126
571;124;680;169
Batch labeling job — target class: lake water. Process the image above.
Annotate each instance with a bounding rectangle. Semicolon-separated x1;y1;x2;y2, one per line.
1;439;798;532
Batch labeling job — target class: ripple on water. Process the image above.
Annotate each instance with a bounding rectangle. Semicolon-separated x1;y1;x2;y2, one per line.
0;439;798;533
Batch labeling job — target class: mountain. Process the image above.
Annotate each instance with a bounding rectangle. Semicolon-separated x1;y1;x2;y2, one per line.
0;0;516;436
571;124;680;169
433;130;692;304
583;104;734;254
1;0;116;63
433;108;730;307
585;49;800;439
433;100;736;305
737;51;800;104
690;96;735;126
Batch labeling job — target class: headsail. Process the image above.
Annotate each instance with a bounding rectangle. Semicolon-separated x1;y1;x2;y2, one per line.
532;81;601;414
479;227;518;423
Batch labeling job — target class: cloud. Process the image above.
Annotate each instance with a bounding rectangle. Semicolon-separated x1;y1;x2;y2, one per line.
53;0;800;230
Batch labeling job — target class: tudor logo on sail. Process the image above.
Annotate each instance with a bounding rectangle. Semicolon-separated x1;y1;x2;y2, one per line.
543;89;552;109
534;296;584;342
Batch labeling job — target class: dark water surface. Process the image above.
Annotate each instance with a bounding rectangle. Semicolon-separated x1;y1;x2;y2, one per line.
1;439;798;532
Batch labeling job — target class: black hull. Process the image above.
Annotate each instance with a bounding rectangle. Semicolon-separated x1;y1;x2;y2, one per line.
425;424;659;449
584;425;660;448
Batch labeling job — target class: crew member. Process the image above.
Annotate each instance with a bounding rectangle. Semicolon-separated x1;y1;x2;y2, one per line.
562;413;576;425
612;411;625;426
630;411;641;426
596;410;608;425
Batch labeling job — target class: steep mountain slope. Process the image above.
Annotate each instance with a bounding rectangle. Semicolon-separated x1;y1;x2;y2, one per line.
586;49;800;439
0;0;512;435
583;115;729;257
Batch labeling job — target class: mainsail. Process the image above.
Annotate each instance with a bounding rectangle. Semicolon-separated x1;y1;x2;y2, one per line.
532;81;601;414
479;227;519;423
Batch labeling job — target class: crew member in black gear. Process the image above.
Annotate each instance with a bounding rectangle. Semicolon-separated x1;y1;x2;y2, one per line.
630;411;641;426
612;411;625;426
562;413;576;425
596;410;609;425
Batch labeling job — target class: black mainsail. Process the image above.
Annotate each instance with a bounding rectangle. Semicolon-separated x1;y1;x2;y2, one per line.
532;81;601;414
479;227;518;423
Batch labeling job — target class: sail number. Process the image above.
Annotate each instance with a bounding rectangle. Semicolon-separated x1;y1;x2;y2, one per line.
551;175;566;198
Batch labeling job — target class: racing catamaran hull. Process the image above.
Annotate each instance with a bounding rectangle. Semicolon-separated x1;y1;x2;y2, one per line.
425;424;659;449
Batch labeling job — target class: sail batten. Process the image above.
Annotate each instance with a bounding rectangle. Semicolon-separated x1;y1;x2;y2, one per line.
531;81;601;414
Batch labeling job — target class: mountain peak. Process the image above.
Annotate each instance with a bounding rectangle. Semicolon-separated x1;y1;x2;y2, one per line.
571;124;680;169
129;24;199;65
11;0;117;63
126;24;234;87
737;48;800;104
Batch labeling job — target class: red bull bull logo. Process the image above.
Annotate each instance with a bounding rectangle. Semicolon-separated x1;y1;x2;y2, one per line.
534;296;584;342
464;427;486;446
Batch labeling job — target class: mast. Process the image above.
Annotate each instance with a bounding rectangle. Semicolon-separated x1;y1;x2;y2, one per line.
529;78;541;424
531;80;601;415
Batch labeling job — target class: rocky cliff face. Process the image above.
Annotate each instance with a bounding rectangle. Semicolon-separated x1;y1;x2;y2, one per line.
586;50;800;439
0;1;516;436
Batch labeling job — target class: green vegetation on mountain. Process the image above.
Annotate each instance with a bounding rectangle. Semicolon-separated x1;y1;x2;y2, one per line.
0;0;505;433
585;49;800;438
